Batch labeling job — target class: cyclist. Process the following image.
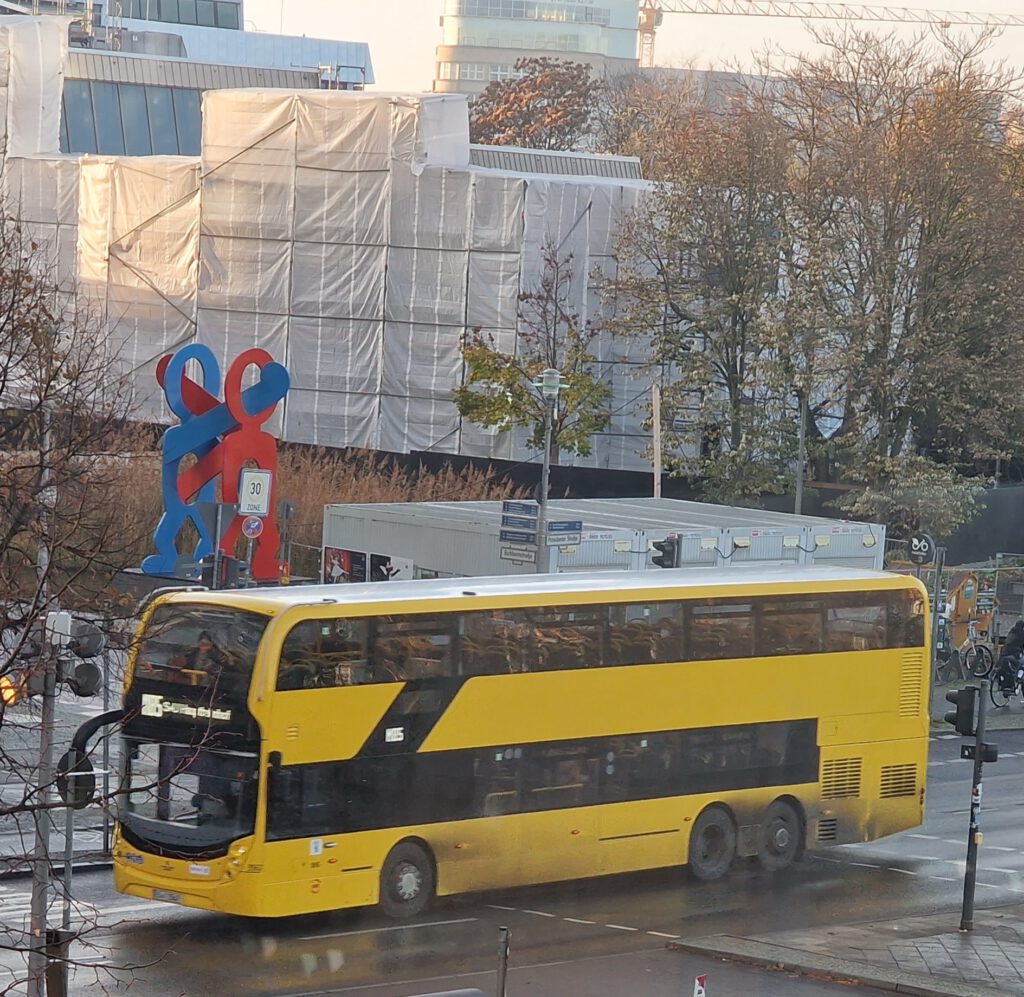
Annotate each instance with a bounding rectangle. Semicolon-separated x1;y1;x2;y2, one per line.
994;619;1024;700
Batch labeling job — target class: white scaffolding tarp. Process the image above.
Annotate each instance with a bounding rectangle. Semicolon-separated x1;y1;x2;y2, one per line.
0;23;654;471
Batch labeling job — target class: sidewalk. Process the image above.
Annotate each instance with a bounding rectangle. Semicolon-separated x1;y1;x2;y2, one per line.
672;905;1024;996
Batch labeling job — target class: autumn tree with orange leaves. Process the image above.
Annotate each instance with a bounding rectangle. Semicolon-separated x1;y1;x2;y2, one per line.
469;58;602;151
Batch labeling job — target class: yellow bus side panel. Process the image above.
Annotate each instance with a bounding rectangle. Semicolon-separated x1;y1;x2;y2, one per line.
419;651;926;754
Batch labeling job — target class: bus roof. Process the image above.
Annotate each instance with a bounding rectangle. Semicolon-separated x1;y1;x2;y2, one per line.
160;565;922;616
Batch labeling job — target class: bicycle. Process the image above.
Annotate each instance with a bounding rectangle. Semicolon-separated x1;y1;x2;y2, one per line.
990;656;1024;708
948;622;995;680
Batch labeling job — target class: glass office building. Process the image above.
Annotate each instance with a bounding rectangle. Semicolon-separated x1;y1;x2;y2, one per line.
435;0;639;95
0;1;373;156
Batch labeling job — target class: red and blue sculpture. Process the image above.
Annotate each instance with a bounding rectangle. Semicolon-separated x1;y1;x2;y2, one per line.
142;344;291;581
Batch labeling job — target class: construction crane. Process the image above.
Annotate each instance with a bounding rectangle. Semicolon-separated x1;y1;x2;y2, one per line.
638;1;1024;68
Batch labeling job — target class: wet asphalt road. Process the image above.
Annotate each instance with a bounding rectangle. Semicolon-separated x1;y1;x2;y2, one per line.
2;730;1022;996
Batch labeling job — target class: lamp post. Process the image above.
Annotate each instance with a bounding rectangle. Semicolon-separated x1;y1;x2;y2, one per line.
533;368;567;574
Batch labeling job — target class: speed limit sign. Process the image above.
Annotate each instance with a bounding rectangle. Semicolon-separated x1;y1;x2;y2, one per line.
238;469;272;516
908;531;936;566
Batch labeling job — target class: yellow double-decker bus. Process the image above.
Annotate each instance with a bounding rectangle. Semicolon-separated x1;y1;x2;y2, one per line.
113;565;929;918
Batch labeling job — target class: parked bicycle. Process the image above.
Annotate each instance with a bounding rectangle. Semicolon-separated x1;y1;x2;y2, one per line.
948;621;994;680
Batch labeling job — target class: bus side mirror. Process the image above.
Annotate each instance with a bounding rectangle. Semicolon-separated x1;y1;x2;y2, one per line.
268;751;282;770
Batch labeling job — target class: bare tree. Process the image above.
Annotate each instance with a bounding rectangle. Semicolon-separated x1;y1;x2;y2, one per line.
0;205;156;991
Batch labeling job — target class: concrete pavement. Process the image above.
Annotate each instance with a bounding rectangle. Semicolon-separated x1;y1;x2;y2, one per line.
672;904;1024;996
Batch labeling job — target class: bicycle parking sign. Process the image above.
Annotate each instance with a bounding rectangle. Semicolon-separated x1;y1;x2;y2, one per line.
908;531;936;566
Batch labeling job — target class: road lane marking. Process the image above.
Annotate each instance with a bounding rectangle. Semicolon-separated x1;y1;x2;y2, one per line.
522;909;557;918
487;904;517;911
907;834;940;840
647;930;679;939
887;868;916;875
989;846;1016;852
604;923;639;931
928;875;957;881
562;916;597;925
298;917;477;942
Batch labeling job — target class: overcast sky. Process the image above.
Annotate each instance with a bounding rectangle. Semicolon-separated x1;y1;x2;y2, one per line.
244;1;1024;92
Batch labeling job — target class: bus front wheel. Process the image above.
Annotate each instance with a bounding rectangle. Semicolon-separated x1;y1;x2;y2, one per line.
757;799;803;872
379;841;435;919
688;806;736;881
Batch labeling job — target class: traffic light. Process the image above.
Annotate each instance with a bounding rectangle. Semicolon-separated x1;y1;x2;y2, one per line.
200;554;244;589
651;537;679;569
945;686;978;736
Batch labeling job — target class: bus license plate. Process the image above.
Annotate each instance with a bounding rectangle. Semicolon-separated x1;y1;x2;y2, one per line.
153;889;182;904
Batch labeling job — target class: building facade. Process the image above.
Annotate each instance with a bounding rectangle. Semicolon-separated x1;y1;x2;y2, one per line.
434;0;639;95
0;1;372;157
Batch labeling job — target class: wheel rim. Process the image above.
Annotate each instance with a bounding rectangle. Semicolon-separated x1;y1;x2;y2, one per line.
394;861;422;902
769;821;791;852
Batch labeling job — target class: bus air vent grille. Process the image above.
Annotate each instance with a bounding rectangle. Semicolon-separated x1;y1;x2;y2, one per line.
880;763;917;798
286;725;299;741
817;818;838;842
898;652;924;717
821;757;862;799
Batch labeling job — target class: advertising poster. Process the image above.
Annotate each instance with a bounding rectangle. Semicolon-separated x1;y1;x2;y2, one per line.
369;553;414;582
323;547;367;584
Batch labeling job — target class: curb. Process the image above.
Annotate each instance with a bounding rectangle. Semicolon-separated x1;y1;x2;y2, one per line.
668;934;1009;997
0;858;113;882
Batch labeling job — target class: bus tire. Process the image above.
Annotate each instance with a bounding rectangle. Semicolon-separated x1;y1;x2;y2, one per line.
688;805;736;882
757;799;803;872
379;841;435;919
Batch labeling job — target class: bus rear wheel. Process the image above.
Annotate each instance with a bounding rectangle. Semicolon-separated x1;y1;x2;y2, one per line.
757;799;803;872
379;841;435;919
688;806;736;881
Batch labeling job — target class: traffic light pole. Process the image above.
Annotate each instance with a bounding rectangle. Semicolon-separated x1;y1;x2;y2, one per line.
27;647;57;997
961;679;989;931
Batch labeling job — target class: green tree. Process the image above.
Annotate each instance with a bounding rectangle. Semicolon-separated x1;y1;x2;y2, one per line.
611;99;797;503
469;58;602;151
453;241;612;463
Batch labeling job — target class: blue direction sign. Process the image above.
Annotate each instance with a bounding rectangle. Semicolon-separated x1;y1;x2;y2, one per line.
502;501;539;519
547;520;583;534
502;515;537;529
500;529;537;546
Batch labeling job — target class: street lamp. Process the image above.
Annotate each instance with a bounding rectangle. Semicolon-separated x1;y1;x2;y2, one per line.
532;367;568;573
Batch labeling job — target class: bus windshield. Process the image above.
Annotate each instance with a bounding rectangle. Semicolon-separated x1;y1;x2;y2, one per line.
133;603;268;705
120;739;258;853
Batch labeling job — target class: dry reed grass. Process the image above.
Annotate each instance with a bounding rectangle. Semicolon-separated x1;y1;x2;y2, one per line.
109;444;527;562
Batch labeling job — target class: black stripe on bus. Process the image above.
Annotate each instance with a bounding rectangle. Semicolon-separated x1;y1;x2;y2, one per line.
265;718;819;842
356;677;467;756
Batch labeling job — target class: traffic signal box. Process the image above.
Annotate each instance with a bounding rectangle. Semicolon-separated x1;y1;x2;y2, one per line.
945;685;999;762
651;537;679;569
945;686;978;737
0;615;105;705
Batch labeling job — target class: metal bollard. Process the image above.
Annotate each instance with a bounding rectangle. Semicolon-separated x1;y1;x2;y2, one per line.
496;925;511;997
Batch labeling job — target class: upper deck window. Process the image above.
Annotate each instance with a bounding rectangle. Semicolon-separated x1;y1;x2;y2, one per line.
273;587;924;690
134;603;268;703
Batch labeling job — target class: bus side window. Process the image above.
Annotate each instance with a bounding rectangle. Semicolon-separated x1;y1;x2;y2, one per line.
689;601;753;660
529;607;606;670
461;611;531;675
756;599;825;656
370;615;456;683
824;595;887;651
606;602;687;666
523;744;598;811
476;747;522;816
887;591;925;648
276;618;369;690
